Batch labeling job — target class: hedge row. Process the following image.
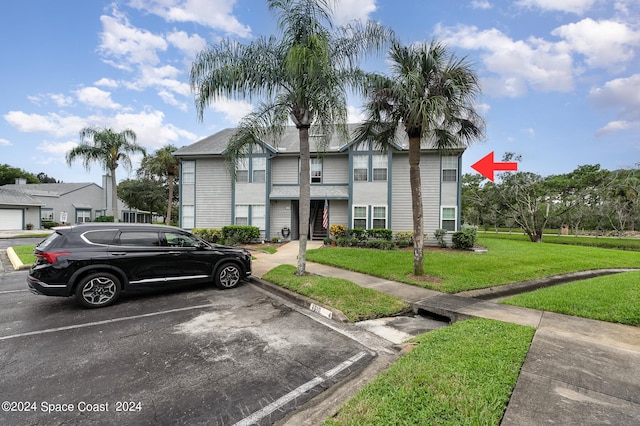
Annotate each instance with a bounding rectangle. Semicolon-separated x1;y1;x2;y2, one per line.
192;225;260;245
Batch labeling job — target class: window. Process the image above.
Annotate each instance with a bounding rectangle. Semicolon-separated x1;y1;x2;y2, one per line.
182;205;194;229
82;230;118;245
353;206;367;229
441;207;457;232
353;155;368;181
235;205;249;226
372;155;388;181
41;208;53;221
182;161;195;184
236;158;249;183
251;205;265;231
165;232;198;247
372;206;387;229
442;157;458;182
252;157;266;182
76;210;91;224
311;158;322;183
119;232;161;247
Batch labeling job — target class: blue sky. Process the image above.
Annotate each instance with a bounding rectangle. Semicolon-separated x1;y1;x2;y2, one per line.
1;0;639;185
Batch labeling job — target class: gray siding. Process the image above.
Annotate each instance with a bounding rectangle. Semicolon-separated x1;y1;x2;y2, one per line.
328;200;348;228
272;156;299;184
269;200;293;241
322;155;348;184
194;158;232;228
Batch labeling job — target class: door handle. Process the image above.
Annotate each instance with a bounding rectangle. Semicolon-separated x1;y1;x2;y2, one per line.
110;252;127;256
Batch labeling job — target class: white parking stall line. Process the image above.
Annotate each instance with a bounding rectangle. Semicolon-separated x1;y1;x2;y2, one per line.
0;289;29;294
0;303;216;341
233;351;369;426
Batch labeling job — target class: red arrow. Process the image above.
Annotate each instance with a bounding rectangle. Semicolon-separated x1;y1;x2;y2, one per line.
471;151;518;181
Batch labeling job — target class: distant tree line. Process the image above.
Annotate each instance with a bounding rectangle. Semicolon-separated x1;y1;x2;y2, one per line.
463;154;640;242
0;164;61;185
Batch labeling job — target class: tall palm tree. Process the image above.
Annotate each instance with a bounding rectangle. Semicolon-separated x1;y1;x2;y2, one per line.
139;145;179;225
66;126;146;222
355;40;485;275
190;0;392;275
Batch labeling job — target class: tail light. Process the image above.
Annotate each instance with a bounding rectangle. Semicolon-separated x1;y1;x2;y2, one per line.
36;251;71;265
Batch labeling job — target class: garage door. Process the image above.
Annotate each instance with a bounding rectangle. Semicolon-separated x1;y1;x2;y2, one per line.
0;209;23;230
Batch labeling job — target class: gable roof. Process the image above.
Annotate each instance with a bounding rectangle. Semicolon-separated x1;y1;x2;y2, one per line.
175;124;464;159
0;188;42;206
2;182;101;198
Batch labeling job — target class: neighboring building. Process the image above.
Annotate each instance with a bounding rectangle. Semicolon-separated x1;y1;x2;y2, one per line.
174;125;464;245
0;188;41;230
2;176;154;230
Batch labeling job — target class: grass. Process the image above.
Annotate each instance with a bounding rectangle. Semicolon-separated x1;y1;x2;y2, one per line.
325;318;535;426
306;237;640;293
262;265;411;322
12;244;36;265
502;271;640;326
480;232;640;251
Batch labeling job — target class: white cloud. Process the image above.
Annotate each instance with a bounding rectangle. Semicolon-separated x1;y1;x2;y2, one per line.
471;1;492;10
206;97;253;124
95;78;120;88
4;111;86;138
552;18;640;70
516;0;600;14
99;11;168;69
596;120;638;136
128;0;251;38
331;0;377;25
158;90;188;111
347;105;367;123
437;25;574;97
75;87;122;110
590;73;640;135
27;93;74;107
37;140;79;160
166;30;207;58
0;138;12;146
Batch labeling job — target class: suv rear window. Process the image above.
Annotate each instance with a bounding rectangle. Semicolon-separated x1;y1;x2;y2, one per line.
118;231;161;247
37;232;62;249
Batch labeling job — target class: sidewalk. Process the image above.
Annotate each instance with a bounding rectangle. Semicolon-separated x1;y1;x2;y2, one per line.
251;241;640;425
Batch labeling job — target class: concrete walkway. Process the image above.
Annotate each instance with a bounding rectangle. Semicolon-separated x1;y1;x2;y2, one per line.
251;241;640;425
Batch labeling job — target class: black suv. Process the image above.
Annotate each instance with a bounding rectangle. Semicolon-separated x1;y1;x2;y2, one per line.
28;223;252;308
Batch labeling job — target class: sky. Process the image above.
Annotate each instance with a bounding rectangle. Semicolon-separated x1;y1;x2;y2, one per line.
1;0;639;186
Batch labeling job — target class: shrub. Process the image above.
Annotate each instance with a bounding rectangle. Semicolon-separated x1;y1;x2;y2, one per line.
395;231;413;243
366;228;393;241
434;229;448;248
452;226;477;250
192;228;223;243
95;216;114;222
365;239;396;250
271;236;281;243
349;228;367;242
336;237;352;247
330;224;347;238
222;225;260;245
323;237;333;245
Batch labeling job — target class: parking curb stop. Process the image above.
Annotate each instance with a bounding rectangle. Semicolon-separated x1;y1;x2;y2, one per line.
6;247;30;271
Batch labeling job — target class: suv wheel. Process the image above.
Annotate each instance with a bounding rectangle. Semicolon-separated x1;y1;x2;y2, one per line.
75;272;122;308
216;263;242;289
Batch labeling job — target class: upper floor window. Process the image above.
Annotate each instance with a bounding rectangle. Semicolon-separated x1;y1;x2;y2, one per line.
182;161;195;184
311;158;322;183
372;155;388;181
236;158;249;183
252;157;266;183
442;157;458;183
353;155;368;182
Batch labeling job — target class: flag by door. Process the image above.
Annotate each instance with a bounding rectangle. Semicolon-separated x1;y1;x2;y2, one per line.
322;199;328;229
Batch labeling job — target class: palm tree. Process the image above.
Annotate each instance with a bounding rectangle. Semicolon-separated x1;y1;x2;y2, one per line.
139;145;179;225
190;0;392;275
355;40;485;275
66;126;146;222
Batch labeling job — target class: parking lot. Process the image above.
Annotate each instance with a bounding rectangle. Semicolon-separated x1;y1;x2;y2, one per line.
0;267;377;425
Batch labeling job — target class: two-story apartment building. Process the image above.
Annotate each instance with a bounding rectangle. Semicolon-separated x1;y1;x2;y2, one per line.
174;125;463;245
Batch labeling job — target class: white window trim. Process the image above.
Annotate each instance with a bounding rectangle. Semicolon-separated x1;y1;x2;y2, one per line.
372;205;387;229
352;205;368;229
440;206;457;232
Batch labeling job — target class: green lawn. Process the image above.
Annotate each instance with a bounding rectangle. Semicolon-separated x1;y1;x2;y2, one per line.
502;271;640;326
307;237;640;293
325;319;535;426
480;232;640;251
262;265;410;322
11;244;36;265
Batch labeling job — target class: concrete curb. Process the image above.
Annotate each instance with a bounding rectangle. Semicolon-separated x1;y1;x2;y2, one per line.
6;247;30;271
249;277;351;323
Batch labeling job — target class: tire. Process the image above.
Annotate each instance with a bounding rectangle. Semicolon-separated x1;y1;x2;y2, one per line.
75;272;122;308
215;263;242;289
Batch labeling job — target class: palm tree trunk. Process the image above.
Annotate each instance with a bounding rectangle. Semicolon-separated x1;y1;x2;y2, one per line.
166;175;174;225
111;170;119;222
297;126;311;275
409;137;424;275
